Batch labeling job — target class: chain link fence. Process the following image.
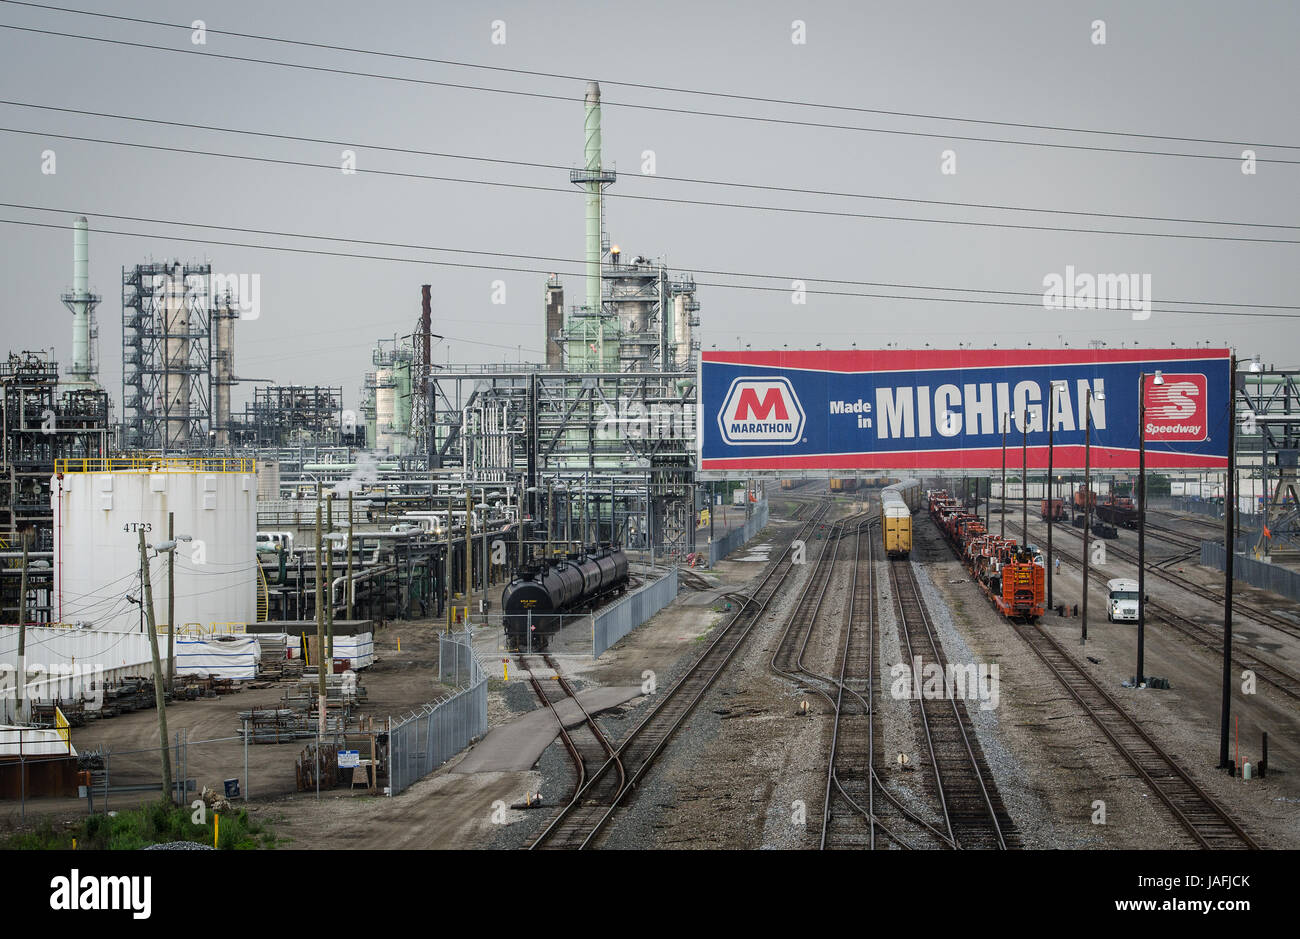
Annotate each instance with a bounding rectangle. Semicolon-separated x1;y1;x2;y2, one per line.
1164;496;1264;531
481;611;597;656
388;630;486;796
594;567;679;657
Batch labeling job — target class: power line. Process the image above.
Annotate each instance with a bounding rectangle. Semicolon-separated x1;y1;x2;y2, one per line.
3;99;1295;233
1;19;1295;167
7;200;1298;312
4;0;1296;154
7;126;1300;246
6;213;1300;320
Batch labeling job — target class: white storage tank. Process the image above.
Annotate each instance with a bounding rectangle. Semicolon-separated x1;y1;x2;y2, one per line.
52;457;258;632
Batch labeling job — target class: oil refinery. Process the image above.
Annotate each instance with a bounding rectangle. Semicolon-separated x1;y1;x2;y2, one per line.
0;2;1294;915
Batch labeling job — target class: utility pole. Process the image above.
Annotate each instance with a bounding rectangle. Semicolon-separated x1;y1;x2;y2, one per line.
16;532;28;717
465;490;473;621
517;481;525;573
138;530;173;801
1137;372;1155;687
346;490;354;620
1219;355;1237;771
1083;392;1094;644
315;482;325;700
326;493;335;662
167;512;175;692
1000;414;1007;538
445;489;454;633
1047;393;1056;611
1040;379;1060;606
1021;407;1028;546
482;489;490;588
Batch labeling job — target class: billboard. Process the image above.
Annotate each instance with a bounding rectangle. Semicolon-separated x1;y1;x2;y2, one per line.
699;349;1231;472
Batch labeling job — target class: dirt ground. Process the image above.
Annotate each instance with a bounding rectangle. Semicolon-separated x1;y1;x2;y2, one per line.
8;495;1294;849
1001;505;1300;847
592;500;1189;849
0;621;466;840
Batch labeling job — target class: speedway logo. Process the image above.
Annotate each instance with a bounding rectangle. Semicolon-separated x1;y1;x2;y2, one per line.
1144;374;1208;442
717;376;806;445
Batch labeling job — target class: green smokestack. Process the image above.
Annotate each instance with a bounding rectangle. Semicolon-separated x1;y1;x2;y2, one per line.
584;81;603;313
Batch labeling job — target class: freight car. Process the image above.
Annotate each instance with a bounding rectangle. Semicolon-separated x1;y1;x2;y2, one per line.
1039;499;1068;522
829;477;859;493
500;546;629;651
880;478;921;557
1096;496;1138;529
928;489;1045;621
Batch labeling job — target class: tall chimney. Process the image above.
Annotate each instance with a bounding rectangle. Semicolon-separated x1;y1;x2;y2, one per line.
61;215;100;388
584;82;604;314
545;278;565;367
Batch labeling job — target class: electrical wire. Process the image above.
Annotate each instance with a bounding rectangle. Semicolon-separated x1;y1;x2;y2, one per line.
0;5;1294;163
1;99;1294;233
6;126;1297;247
10;200;1293;311
4;213;1299;320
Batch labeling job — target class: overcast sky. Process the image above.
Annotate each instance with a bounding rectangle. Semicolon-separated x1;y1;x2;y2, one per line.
1;0;1296;415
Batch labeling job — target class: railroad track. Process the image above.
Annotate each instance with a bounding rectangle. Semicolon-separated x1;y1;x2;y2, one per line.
770;514;856;691
888;557;1016;849
1008;621;1260;849
518;655;623;822
935;516;1259;848
678;569;714;591
1054;518;1300;641
528;501;832;849
823;521;957;850
1143;520;1205;551
1009;521;1300;704
767;510;955;849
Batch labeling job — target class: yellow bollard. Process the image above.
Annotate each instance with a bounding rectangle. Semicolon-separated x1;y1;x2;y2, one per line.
397;638;401;653
72;838;76;850
214;813;219;849
503;659;509;681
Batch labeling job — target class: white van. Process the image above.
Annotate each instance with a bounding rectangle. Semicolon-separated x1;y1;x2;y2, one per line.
1106;578;1140;623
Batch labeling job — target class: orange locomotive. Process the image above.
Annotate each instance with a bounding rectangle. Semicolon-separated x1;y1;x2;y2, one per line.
927;489;1045;621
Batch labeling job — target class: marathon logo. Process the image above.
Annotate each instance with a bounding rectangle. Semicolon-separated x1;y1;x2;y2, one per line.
1144;374;1207;441
718;376;806;445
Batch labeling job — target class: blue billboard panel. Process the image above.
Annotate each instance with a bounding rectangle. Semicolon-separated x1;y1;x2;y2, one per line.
700;349;1231;472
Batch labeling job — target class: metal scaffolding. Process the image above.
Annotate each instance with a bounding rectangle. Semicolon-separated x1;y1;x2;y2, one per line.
120;262;213;451
236;385;360;449
1237;359;1300;557
427;367;698;561
0;351;109;622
